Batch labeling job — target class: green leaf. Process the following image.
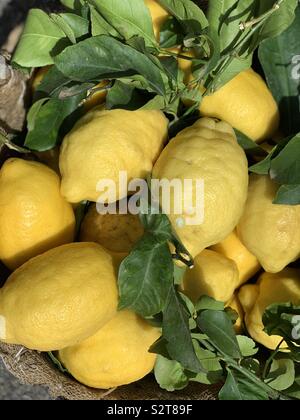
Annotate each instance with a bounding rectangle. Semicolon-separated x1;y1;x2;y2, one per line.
35;66;71;99
265;358;295;391
219;369;269;401
54;35;166;95
258;6;300;135
140;210;173;243
285;382;300;399
25;94;84;151
91;0;157;47
89;4;120;37
13;9;66;67
195;295;224;313
273;184;300;205
191;341;223;385
52;13;89;42
106;80;149;110
154;355;189;391
235;129;267;157
118;234;173;317
254;0;298;45
270;133;300;185
263;302;300;345
26;98;49;131
197;310;241;359
60;0;83;9
163;286;203;373
236;336;258;357
249;154;273;175
159;17;184;48
173;264;186;286
48;352;70;374
158;0;208;34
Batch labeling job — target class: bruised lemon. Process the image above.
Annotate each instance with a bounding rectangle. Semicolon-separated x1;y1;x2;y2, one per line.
0;158;75;270
59;309;160;389
0;243;119;351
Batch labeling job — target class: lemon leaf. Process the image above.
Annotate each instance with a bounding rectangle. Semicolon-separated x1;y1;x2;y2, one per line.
273;184;300;205
12;9;67;67
118;233;173;317
219;369;269;400
154;355;189;391
265;358;295;391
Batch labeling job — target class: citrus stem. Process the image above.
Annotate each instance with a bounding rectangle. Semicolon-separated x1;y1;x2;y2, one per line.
239;0;283;30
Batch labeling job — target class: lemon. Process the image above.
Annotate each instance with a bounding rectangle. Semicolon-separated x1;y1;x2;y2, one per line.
226;294;244;334
239;269;300;350
0;158;75;270
83;81;109;111
0;242;118;351
60;108;168;203
145;0;169;41
182;249;239;303
237;175;300;273
59;309;160;389
80;203;144;254
200;69;279;143
152;117;248;259
210;229;260;286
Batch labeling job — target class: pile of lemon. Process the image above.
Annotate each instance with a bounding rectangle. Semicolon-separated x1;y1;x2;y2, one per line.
0;0;299;390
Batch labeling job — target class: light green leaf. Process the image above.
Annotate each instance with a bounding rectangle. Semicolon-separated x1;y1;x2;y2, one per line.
13;9;66;67
265;358;295;391
154;355;189;391
89;4;120;37
192;341;223;385
237;336;258;357
195;296;224;313
91;0;157;47
106;80;148;110
270;133;300;185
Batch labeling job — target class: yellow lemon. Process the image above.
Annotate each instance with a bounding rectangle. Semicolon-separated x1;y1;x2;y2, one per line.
80;203;144;254
60;108;168;203
237;175;300;273
239;269;300;350
145;0;169;41
182;249;239;303
152;117;248;259
0;242;119;351
200;69;279;143
0;158;75;270
210;229;260;286
226;294;244;334
59;309;160;389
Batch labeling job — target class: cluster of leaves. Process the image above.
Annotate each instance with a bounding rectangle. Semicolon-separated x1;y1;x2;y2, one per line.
11;0;297;152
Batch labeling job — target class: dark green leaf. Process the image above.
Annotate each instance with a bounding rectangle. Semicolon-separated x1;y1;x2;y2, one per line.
13;9;66;67
35;66;71;99
195;295;225;313
265;358;295;391
235;129;267;157
163;286;203;373
198;310;241;359
270;133;300;185
159;16;184;48
118;233;173;317
106;80;149;110
154;355;189;391
140;210;173;243
219;369;269;400
249;154;273;175
54;35;166;95
149;336;170;358
273;184;300;205
263;302;300;345
158;0;208;34
91;0;157;47
25;94;84;151
258;6;300;135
